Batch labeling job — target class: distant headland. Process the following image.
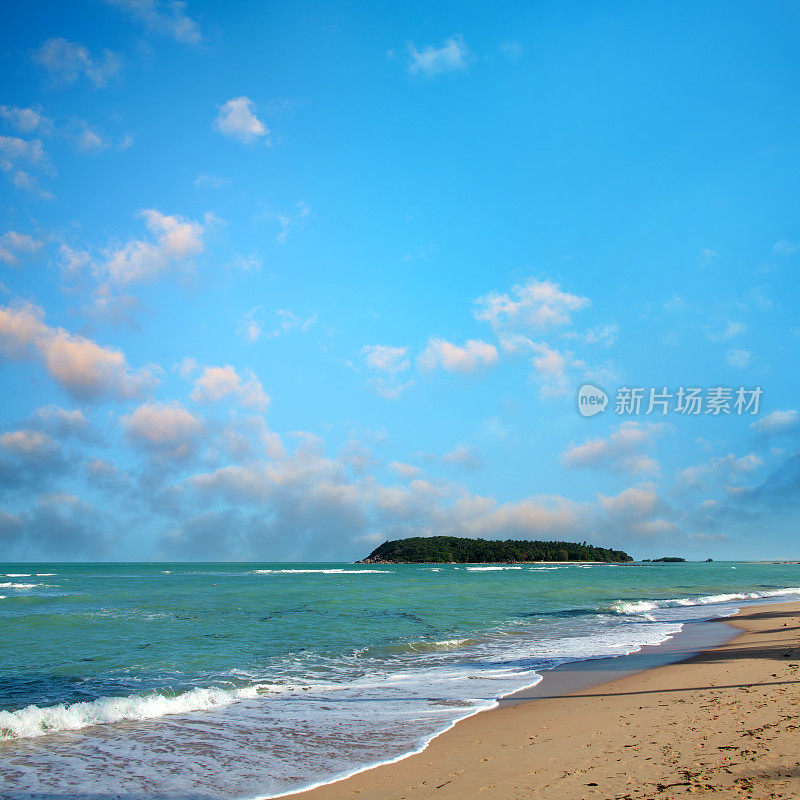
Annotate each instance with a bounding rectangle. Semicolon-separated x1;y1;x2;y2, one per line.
357;536;634;564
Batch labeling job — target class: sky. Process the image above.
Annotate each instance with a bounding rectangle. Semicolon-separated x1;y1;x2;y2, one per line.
1;0;799;562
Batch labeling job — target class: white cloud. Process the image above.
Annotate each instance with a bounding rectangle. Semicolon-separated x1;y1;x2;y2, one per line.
474;278;589;331
0;232;43;266
0;136;52;199
195;173;230;189
407;35;471;76
417;337;498;373
389;461;423;479
0;301;157;400
269;309;317;337
726;349;752;368
773;240;800;255
101;0;202;44
750;409;799;436
123;401;202;459
33;38;121;88
362;344;410;374
0;105;53;134
561;422;664;475
237;307;263;344
275;201;310;243
442;445;482;470
74;123;109;153
499;334;570;396
564;323;618;346
101;209;207;287
706;321;746;341
191;365;270;411
214;97;269;144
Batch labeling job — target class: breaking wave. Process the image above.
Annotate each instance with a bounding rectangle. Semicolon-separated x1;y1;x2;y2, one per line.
613;587;800;616
0;684;282;740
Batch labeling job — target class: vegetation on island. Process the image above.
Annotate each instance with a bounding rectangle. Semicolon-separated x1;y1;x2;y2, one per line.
642;557;687;563
357;536;633;564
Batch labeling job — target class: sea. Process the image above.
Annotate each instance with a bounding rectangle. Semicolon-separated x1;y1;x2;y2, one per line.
0;560;798;799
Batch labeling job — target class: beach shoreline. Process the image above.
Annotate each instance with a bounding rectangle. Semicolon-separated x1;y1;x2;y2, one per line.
276;600;800;800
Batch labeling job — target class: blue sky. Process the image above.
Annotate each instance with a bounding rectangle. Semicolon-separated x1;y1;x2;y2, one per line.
1;0;799;561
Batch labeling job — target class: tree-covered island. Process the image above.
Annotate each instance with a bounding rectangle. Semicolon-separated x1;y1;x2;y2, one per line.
357;536;634;564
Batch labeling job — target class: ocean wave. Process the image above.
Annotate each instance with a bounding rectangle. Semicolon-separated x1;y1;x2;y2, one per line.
252;569;390;574
466;566;522;571
0;582;40;590
0;683;279;740
612;587;800;616
4;573;31;577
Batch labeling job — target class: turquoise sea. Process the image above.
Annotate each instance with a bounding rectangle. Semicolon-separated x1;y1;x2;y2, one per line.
1;560;798;799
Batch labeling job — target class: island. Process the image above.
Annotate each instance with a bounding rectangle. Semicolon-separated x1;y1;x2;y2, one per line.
642;557;687;563
357;536;633;564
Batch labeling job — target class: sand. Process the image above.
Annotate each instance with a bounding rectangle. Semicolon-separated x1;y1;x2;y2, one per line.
280;601;800;800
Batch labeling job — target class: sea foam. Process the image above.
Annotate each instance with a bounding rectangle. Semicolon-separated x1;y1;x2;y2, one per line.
613;587;800;616
0;684;271;740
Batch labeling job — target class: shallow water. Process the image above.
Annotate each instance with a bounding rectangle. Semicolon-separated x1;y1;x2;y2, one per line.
0;560;798;799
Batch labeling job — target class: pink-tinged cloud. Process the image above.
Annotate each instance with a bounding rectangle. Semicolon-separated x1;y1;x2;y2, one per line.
0;302;158;400
561;422;664;475
417;337;498;373
191;365;270;411
474;278;589;330
122;401;202;459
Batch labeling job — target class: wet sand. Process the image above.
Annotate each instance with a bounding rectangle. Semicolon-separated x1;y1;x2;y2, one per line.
279;601;800;800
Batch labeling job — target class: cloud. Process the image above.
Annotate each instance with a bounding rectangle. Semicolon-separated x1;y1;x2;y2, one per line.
417;337;499;373
500;40;523;60
237;307;263;343
100;209;207;287
0;301;158;400
195;173;230;189
0;429;58;459
676;452;764;492
0;231;43;266
705;321;746;342
33;38;121;88
32;406;91;440
191;365;270;411
474;278;589;331
275;201;310;243
123;401;203;459
726;349;752;368
389;461;423;479
362;344;413;399
0;493;113;559
214;97;269;144
407;35;471;76
0;105;53;134
362;344;410;374
101;0;202;44
269;309;317;337
73;123;109;152
564;323;618;347
442;445;482;471
750;409;799;436
0;136;52;199
499;334;571;396
561;422;664;475
773;240;800;256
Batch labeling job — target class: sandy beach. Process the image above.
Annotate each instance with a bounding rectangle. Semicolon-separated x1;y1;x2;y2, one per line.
282;601;800;800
